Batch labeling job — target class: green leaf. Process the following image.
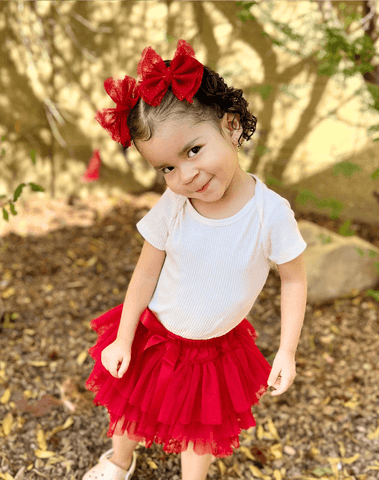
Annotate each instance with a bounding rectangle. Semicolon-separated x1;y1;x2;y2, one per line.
2;208;9;221
311;466;333;477
367;124;379;133
339;220;355;237
9;202;17;216
29;182;45;192
365;289;379;302
332;161;361;178
30;149;36;164
13;183;27;202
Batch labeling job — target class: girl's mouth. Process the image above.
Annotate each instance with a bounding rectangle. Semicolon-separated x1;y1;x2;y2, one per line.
196;177;212;193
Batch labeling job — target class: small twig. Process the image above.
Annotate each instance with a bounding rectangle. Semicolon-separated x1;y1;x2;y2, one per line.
70;11;113;33
31;469;50;478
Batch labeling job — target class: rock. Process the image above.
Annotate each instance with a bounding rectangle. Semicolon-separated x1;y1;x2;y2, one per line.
291;220;379;305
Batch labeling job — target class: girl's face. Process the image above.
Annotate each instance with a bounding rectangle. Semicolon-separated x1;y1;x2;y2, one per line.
135;112;247;206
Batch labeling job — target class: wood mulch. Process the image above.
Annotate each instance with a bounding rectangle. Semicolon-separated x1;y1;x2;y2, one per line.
0;193;379;480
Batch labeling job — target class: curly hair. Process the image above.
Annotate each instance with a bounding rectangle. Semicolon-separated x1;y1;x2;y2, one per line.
127;60;257;150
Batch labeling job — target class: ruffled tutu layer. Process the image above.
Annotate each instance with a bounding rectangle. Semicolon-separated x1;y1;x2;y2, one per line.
85;305;272;458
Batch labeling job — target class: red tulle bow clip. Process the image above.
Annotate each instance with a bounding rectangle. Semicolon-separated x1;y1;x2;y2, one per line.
93;39;203;164
95;75;140;148
137;38;204;107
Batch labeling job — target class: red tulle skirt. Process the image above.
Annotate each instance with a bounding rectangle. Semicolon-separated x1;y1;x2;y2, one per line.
85;304;272;458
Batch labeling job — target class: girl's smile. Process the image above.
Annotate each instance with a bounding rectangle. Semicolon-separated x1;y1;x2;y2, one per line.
196;176;213;193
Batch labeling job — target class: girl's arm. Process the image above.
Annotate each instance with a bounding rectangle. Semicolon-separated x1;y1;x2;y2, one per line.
117;240;166;347
268;253;307;396
277;253;307;355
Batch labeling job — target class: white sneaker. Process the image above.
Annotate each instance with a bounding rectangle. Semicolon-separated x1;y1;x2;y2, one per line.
82;448;137;480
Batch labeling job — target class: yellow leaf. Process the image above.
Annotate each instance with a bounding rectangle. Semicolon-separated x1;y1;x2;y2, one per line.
367;424;379;440
36;425;47;450
273;470;283;480
24;329;36;335
86;256;98;267
270;443;283;459
3;270;12;280
344;397;360;409
338;441;345;457
327;457;341;478
267;418;280;440
1;288;15;299
241;427;255;440
2;412;13;436
216;460;227;475
232;463;243;476
239;446;256;460
330;325;340;334
0;473;16;480
248;464;271;479
256;424;264;440
146;458;158;469
47;417;74;439
341;453;360;464
62;417;74;429
34;450;55;458
0;388;11;404
77;350;88;366
28;360;48;367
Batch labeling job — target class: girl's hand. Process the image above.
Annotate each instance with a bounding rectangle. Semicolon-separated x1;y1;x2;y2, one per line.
101;339;132;379
267;349;297;396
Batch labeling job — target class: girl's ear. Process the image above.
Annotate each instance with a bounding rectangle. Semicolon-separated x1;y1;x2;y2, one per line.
224;112;241;133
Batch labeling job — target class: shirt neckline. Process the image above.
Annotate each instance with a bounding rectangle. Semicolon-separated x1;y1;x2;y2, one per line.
186;173;260;226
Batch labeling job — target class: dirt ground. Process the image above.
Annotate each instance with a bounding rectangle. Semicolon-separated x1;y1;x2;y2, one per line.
0;193;378;480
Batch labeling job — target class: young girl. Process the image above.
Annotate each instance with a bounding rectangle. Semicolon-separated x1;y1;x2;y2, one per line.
84;39;308;480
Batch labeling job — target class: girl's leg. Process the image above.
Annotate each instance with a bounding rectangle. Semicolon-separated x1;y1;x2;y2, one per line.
108;432;139;471
181;441;213;480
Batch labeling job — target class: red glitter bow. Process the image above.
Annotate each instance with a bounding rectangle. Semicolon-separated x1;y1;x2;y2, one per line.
94;39;203;149
136;38;204;107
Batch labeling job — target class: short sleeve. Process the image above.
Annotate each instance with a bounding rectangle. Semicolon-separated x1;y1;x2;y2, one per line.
262;196;307;265
136;188;179;251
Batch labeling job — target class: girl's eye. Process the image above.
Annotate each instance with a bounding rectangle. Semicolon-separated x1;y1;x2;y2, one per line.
161;146;202;175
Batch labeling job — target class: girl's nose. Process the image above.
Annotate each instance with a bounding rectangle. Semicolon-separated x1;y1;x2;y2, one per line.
181;168;199;186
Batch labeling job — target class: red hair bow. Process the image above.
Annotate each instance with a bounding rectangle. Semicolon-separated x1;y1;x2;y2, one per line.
137;38;204;107
95;75;140;148
94;39;203;153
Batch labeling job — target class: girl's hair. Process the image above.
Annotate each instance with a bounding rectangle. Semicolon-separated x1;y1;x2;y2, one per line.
127;60;257;149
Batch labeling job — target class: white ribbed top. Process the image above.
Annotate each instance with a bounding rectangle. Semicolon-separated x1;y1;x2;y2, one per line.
136;174;307;339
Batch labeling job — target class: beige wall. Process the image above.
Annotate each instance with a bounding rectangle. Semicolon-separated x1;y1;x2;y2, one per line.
1;1;378;223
